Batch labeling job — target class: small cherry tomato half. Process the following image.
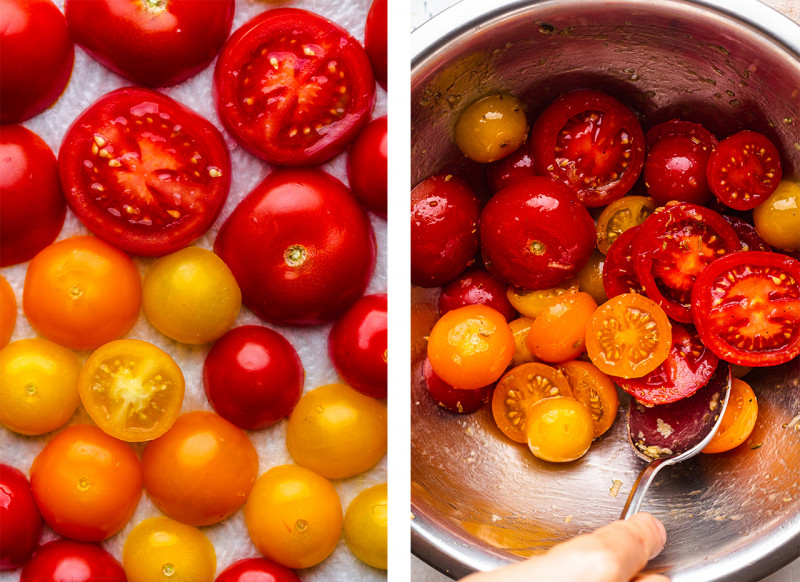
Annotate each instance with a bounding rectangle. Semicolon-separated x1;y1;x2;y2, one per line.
576;250;608;306
344;483;388;570
531;89;645;207
508;316;539;368
423;357;491;414
30;424;142;542
329;294;387;399
585;293;672;379
58;87;231;257
215;168;376;326
78;339;185;442
602;225;645;299
286;383;387;479
556;360;619;438
215;558;301;582
20;539;125;582
480;176;596;290
143;246;241;345
611;323;719;406
23;236;142;351
347;115;387;218
245;464;343;570
702;378;758;454
365;0;387;89
691;251;800;367
0;338;81;436
142;411;259;527
204;326;304;430
595;195;656;255
0;275;15;348
505;278;580;319
410;174;481;288
753;180;800;252
0;125;65;267
454;94;528;163
491;362;573;443
0;464;42;571
214;8;376;166
526;291;597;363
65;0;234;87
0;0;73;124
427;305;515;390
123;517;216;582
525;397;594;463
706;130;782;211
439;267;516;322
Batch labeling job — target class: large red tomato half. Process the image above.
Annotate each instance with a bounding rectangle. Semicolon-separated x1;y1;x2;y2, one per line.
214;169;376;326
58;87;231;257
214;8;376;166
65;0;234;87
0;0;74;124
0;125;66;267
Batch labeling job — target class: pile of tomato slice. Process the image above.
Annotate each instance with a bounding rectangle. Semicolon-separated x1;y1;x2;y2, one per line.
1;0;388;578
415;87;799;463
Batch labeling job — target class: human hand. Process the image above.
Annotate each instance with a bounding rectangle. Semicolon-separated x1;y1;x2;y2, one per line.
461;512;669;582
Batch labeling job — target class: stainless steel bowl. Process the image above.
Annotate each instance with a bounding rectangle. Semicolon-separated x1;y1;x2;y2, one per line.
410;1;800;580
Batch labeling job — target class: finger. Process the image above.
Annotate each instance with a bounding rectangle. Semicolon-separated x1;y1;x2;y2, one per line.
632;575;671;582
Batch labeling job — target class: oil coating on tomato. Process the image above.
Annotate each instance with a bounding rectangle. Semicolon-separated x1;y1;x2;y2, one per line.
531;89;645;207
58;87;231;257
0;276;14;349
0;0;73;124
423;357;491;414
214;168;376;326
215;558;301;582
691;251;800;367
602;226;644;298
65;0;234;87
439;267;516;322
0;125;66;267
485;134;536;195
480;176;596;290
214;8;376;166
20;539;125;582
347;115;387;218
0;464;41;571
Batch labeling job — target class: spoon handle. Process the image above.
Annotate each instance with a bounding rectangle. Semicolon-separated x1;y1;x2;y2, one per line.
620;457;670;520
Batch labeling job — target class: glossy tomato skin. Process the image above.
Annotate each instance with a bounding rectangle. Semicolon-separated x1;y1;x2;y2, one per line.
215;169;376;326
423;358;490;414
0;126;65;267
59;87;231;257
347;115;387;218
410;174;480;287
480;176;596;289
20;539;125;582
214;8;375;166
0;0;74;124
0;465;41;570
644;134;713;205
439;267;516;322
531;90;645;207
65;0;234;87
602;225;644;299
329;294;387;398
723;214;772;252
485;136;536;195
204;326;305;430
364;0;387;89
215;557;301;582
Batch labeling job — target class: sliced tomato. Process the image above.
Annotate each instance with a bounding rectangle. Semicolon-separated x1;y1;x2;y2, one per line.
595;195;656;254
214;8;375;166
706;131;782;211
58;87;231;257
602;226;644;299
632;202;740;322
491;362;572;443
556;360;619;437
691;251;800;366
531;90;645;207
612;323;718;405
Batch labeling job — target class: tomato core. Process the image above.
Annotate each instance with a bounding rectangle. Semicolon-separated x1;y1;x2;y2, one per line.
285;244;307;267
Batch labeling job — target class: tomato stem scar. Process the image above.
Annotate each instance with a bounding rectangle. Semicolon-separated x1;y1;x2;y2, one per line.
284;244;307;267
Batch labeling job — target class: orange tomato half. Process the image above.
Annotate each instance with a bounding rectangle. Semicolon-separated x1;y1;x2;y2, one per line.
702;378;758;454
526;291;597;363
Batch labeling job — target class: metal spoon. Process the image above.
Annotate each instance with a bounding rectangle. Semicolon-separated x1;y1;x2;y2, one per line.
620;363;732;519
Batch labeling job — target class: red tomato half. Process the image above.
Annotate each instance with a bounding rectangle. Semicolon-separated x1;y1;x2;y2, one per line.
480;176;596;290
329;294;387;398
215;557;301;582
602;225;644;299
531;90;645;207
0;0;74;124
58;87;231;257
65;0;234;87
347;115;387;218
214;8;376;166
0;464;41;571
612;323;719;405
20;540;125;582
365;0;387;90
691;251;800;367
214;169;376;326
204;326;305;430
0;125;65;267
633;202;740;322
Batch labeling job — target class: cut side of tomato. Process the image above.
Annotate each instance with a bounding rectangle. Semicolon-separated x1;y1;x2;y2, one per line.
556;360;619;437
602;226;645;299
595;195;656;255
632;202;740;322
612;323;718;405
702;378;758;454
691;251;800;366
